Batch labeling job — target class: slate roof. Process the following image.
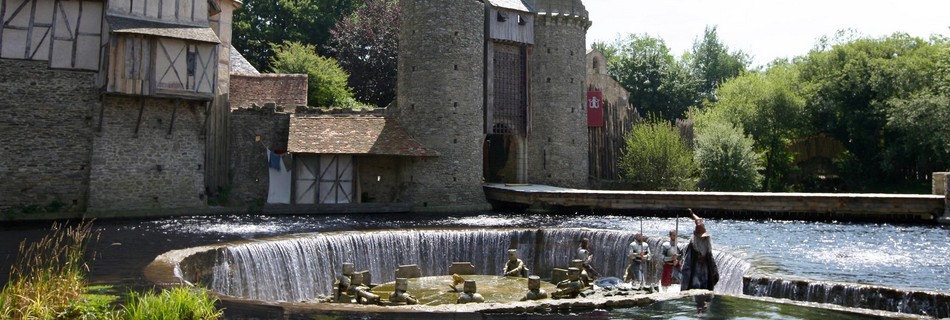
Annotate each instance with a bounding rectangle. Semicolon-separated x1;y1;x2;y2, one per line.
106;15;221;43
288;116;439;157
229;45;260;74
488;0;535;13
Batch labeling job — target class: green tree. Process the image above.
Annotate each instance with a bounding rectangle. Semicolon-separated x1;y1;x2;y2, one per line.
233;0;360;71
271;42;354;107
702;63;805;191
694;120;763;191
619;116;697;190
798;33;944;186
684;26;751;103
326;0;400;107
605;34;700;121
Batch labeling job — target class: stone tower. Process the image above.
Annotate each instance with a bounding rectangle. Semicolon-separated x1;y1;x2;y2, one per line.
394;0;591;211
394;0;489;211
526;0;591;188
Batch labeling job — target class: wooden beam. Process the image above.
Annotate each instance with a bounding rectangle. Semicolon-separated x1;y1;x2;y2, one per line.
97;96;105;132
1;0;6;52
133;97;145;137
168;99;178;135
72;0;83;68
24;0;36;58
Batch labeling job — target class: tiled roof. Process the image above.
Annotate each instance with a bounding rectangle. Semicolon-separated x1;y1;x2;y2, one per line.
107;15;221;43
288;116;439;157
229;45;260;74
489;0;534;12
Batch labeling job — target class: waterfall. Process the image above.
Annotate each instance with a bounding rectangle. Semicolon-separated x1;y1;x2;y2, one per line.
744;276;950;318
206;228;749;302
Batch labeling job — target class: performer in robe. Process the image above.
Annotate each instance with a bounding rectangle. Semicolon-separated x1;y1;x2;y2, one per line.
680;209;718;312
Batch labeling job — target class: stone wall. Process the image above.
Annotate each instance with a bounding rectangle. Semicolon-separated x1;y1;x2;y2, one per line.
87;96;207;212
230;74;308;110
527;12;591;189
357;156;402;203
394;0;489;211
0;59;97;212
228;106;291;204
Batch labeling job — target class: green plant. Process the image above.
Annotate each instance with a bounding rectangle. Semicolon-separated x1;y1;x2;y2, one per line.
122;287;222;320
61;292;119;320
0;220;98;318
694;120;763;191
619;116;698;190
21;204;41;214
271;41;355;108
45;200;66;213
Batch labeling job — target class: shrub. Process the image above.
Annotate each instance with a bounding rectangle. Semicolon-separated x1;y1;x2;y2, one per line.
122;287;222;320
271;41;354;108
619;116;697;190
694;120;763;191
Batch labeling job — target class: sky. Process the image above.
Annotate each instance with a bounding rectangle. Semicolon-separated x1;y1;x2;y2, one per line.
584;0;950;67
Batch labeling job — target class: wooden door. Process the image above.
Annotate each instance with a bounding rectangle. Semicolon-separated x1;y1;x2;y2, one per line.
293;154;354;204
317;155;353;204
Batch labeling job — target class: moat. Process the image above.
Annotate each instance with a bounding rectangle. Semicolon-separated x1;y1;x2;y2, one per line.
3;212;947;318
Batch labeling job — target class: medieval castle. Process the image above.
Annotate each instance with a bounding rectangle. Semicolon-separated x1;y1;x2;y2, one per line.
0;0;636;216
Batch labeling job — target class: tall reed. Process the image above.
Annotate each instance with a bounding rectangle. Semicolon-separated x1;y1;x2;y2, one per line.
0;220;98;318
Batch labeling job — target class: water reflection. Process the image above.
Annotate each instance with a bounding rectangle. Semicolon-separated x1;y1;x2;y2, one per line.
602;295;892;320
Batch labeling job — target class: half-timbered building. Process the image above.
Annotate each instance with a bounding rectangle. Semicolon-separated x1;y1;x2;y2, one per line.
0;0;239;214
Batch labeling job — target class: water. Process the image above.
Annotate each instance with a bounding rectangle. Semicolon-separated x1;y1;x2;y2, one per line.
599;295;895;320
1;212;948;317
205;228;748;301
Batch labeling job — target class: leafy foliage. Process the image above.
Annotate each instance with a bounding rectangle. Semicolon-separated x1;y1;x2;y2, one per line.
798;33;947;186
619;116;697;190
694;120;763;191
702;63;805;191
271;42;355;108
233;0;360;71
602;34;699;121
684;26;751;103
326;0;400;107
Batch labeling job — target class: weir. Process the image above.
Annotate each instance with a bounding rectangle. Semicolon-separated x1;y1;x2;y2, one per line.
142;216;950;318
159;228;748;302
745;276;950;318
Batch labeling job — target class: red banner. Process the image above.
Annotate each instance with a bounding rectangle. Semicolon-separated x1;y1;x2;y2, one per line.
587;91;604;127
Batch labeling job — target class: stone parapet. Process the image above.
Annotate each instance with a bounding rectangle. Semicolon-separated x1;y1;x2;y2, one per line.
230;73;308;111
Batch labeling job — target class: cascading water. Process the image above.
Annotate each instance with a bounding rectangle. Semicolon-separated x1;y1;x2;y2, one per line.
206;228;749;302
744;276;950;318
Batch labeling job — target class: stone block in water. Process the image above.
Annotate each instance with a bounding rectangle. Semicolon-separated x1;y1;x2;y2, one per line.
354;270;372;286
449;262;475;275
396;264;422;279
551;268;568;284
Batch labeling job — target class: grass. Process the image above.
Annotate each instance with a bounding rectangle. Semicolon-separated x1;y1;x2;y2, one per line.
123;287;222;320
0;221;224;320
0;220;96;318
